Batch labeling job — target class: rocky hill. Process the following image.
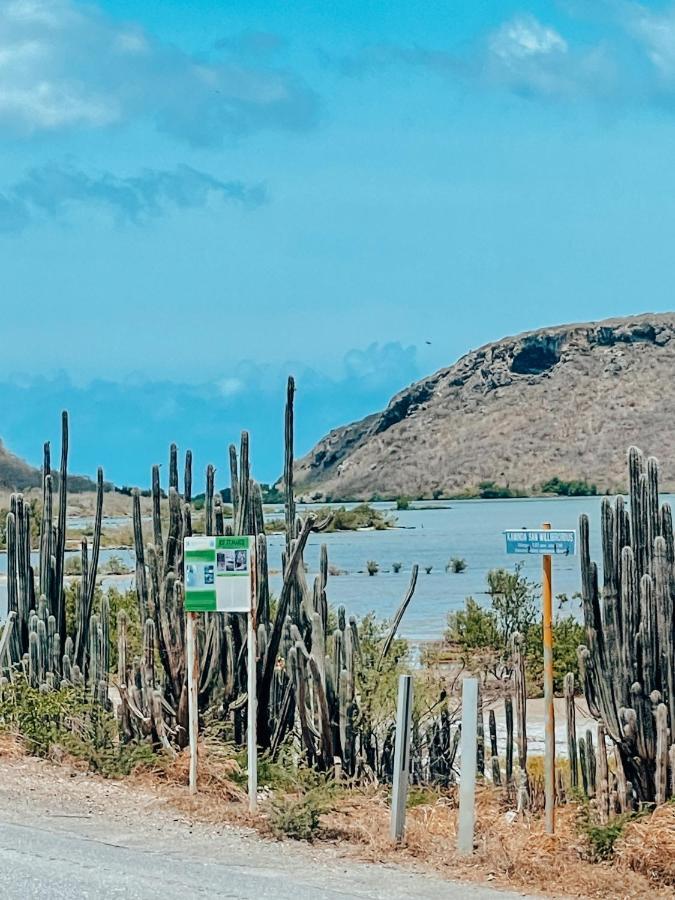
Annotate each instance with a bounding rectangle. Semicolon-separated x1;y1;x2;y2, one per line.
0;441;97;493
295;313;675;500
0;441;43;490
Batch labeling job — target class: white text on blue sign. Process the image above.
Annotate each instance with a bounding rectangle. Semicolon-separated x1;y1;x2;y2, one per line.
504;530;576;556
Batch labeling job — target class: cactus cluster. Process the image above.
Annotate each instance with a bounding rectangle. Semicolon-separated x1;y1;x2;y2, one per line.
1;380;507;789
2;412;107;703
578;448;675;805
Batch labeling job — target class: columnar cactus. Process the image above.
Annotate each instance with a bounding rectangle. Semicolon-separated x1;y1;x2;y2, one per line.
579;448;675;803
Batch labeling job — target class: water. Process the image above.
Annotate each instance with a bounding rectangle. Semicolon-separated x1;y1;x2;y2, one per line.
270;496;608;640
0;495;649;640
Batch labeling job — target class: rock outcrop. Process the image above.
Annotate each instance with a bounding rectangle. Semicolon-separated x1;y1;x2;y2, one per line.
295;313;675;499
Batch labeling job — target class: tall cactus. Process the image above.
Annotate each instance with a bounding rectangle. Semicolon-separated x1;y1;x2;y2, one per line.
579;448;675;803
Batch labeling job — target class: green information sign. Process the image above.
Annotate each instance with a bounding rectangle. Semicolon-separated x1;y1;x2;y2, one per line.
184;535;253;612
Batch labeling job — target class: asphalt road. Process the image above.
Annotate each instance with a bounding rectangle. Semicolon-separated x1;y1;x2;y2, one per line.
0;807;532;900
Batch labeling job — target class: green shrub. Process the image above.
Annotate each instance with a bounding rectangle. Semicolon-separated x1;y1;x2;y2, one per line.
444;566;582;690
447;557;467;573
406;786;440;808
0;676;157;777
392;562;402;573
525;616;586;694
396;496;410;510
366;560;379;576
269;787;333;840
541;477;597;497
446;598;501;679
355;612;409;732
478;481;523;499
576;804;642;861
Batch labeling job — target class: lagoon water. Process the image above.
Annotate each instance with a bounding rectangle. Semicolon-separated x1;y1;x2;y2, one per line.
269;496;606;640
0;495;652;640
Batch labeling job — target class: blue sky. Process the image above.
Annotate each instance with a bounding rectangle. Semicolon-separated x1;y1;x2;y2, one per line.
2;0;675;486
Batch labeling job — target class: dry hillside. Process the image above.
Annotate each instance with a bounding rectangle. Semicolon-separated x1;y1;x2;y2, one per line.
295;313;675;500
0;441;42;490
0;441;99;496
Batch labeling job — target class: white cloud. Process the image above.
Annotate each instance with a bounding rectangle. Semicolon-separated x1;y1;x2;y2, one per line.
0;0;317;142
490;16;568;62
479;14;620;101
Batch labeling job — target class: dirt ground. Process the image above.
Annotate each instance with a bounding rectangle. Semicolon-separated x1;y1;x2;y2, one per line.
0;742;526;900
0;737;671;900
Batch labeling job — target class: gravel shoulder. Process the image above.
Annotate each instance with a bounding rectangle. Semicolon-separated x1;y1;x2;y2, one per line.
0;753;534;900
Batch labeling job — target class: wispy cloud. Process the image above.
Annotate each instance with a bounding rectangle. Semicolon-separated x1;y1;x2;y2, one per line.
0;0;318;143
624;3;675;79
0;162;266;232
325;7;675;107
480;15;617;101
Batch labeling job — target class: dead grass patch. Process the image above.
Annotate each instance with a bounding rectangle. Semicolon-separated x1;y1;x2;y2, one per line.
2;734;672;898
616;802;675;888
313;785;673;899
0;732;27;759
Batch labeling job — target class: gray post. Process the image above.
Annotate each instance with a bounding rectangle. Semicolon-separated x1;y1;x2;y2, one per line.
186;611;199;794
247;541;258;813
390;673;413;842
457;677;478;855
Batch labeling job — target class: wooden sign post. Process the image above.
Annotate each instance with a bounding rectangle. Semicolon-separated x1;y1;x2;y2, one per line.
504;524;576;835
541;522;555;834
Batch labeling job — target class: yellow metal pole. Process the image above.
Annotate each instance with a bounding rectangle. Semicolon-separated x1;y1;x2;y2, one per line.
542;521;555;833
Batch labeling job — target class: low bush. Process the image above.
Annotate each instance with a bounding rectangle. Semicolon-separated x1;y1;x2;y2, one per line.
445;566;584;690
576;802;643;861
0;676;157;777
478;481;524;499
315;504;393;532
541;477;598;497
269;786;334;841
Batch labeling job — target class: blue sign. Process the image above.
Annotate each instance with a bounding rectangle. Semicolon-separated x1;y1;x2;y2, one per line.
504;529;576;556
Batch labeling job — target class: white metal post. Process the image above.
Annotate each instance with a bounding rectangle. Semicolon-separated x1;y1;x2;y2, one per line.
457;677;478;855
186;611;199;794
390;673;413;842
247;540;258;813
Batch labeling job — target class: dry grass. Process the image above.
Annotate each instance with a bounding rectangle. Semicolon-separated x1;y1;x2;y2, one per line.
1;734;672;898
0;732;28;759
616;802;675;888
131;740;247;807
314;785;674;899
123;742;675;899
